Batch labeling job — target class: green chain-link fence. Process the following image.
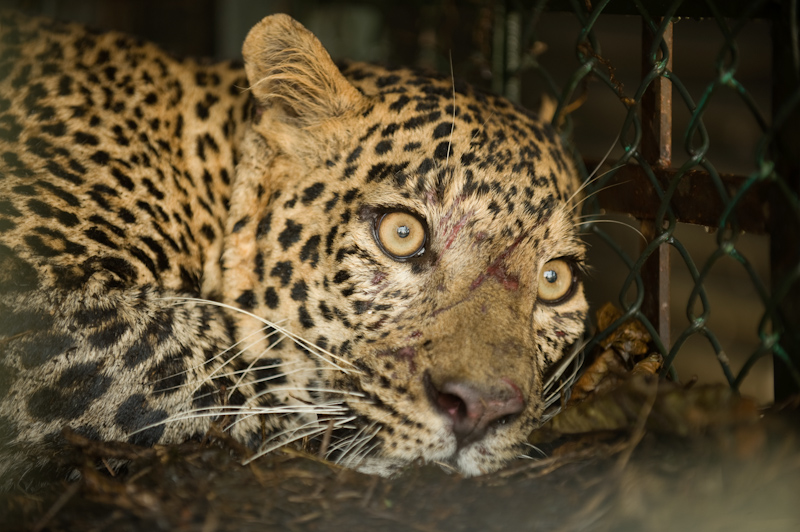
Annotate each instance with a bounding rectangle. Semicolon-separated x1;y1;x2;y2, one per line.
486;0;800;403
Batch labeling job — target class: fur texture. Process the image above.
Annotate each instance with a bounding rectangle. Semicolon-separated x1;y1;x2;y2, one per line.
0;12;587;488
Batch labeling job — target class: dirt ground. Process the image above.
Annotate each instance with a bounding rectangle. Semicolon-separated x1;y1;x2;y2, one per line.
2;405;798;532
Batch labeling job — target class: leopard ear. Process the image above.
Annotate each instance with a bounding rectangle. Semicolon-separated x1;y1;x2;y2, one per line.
242;14;365;125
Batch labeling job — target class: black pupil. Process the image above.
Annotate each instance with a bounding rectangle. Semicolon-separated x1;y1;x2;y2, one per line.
544;270;557;283
397;225;410;238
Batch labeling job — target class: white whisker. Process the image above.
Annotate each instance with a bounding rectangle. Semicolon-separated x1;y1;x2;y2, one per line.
126;402;351;439
160;297;360;374
329;422;375;463
246;427;330;464
522;442;547;458
195;331;283;395
445;50;456;169
542;337;586;415
249;386;367;404
340;425;381;467
229;407;350;430
565;130;623;210
576;218;647;242
222;367;305;394
243;415;359;464
207;359;298;380
225;334;293;400
570;177;631;213
146;324;273;389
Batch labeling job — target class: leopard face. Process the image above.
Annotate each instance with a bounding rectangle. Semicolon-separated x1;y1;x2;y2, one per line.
0;12;586;484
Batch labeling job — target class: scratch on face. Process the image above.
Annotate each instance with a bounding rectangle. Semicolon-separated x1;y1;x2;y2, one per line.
469;233;526;292
442;212;472;252
430;233;526;318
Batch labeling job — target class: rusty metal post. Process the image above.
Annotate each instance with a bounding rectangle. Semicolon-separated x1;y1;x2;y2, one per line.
639;19;673;353
771;3;800;401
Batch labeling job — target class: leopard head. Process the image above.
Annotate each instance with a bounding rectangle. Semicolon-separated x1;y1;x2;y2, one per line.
221;14;587;476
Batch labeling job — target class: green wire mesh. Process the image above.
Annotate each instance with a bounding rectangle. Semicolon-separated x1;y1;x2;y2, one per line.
494;0;800;400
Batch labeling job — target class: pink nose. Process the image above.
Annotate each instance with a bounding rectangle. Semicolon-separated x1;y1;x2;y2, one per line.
427;377;525;446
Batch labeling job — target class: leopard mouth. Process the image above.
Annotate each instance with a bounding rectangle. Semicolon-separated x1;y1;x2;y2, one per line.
314;335;587;476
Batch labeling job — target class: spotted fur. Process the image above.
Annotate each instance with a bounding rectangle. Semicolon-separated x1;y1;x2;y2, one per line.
0;12;587;487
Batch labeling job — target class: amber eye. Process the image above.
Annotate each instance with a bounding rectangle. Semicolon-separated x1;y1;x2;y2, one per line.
375;211;426;260
538;259;574;303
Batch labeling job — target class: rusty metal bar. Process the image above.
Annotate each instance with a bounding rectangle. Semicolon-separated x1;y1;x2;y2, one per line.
593;164;771;234
770;3;800;401
640;21;672;168
639;18;672;351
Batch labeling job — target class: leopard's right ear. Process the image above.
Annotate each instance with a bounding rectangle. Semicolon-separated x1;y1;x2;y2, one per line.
242;14;366;127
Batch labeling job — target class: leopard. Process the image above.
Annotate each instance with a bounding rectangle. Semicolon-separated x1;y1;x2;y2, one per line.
0;11;588;489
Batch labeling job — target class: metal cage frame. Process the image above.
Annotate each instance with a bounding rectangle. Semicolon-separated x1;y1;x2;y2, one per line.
490;0;800;402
